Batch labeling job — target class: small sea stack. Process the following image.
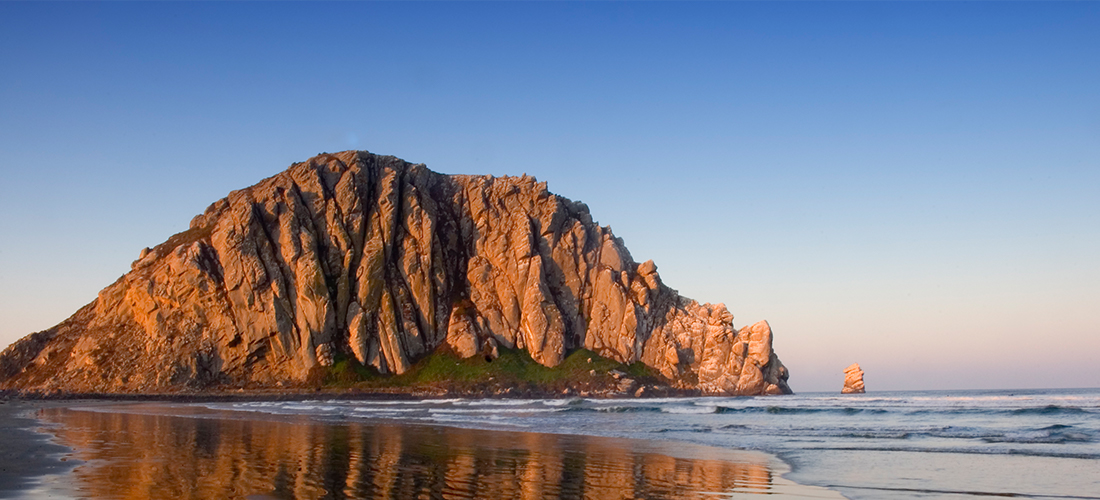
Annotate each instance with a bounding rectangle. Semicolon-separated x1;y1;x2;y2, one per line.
842;363;865;394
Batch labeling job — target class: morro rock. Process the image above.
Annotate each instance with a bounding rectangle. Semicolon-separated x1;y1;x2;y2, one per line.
842;363;866;394
0;151;791;396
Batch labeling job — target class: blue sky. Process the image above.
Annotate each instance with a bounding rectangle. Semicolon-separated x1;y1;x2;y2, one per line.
1;2;1097;392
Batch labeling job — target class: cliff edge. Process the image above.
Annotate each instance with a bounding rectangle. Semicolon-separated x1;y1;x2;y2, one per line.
0;151;791;396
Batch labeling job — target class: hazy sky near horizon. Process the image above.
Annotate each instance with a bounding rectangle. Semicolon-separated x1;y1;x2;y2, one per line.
1;2;1097;392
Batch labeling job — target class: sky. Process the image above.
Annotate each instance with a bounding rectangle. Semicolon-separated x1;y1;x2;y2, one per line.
1;2;1097;393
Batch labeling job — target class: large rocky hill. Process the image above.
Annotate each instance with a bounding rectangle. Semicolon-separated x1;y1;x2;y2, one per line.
0;151;790;396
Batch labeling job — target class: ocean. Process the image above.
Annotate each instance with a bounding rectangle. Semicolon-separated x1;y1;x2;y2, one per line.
16;388;1100;499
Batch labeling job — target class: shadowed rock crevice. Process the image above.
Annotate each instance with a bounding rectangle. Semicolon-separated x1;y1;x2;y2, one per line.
0;151;791;395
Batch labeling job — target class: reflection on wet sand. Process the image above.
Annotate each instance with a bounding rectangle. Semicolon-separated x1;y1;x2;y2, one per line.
39;405;836;499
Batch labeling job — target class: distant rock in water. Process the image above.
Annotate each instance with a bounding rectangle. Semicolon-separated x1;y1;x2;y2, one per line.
0;151;791;396
842;363;866;394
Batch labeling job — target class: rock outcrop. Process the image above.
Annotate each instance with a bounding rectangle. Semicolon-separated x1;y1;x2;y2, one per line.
0;151;791;395
842;363;865;394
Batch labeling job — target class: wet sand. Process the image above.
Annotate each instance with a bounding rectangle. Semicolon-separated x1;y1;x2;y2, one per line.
0;400;77;499
6;401;844;499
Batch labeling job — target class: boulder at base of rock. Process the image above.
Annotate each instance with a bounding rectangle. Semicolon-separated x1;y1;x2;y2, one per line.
842;363;866;394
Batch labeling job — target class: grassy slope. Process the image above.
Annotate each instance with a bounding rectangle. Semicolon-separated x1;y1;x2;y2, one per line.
322;348;664;395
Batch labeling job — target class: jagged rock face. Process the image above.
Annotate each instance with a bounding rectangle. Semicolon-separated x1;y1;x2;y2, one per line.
0;151;791;395
842;363;866;394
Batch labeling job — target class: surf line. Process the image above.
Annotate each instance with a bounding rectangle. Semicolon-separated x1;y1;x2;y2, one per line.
825;484;1100;499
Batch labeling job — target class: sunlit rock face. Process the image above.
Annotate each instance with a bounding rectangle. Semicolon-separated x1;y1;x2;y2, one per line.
842;363;866;394
0;151;791;395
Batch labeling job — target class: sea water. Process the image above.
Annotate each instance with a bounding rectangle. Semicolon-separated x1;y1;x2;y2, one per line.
206;388;1100;499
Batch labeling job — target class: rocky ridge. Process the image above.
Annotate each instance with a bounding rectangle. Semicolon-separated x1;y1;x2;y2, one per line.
842;363;866;394
0;151;791;396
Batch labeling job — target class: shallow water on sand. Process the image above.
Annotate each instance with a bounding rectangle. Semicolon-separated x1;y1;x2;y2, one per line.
0;402;75;500
35;404;840;499
21;388;1100;499
199;388;1100;499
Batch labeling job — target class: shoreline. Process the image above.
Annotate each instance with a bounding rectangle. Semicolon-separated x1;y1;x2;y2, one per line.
0;380;704;402
0;385;709;403
5;397;845;499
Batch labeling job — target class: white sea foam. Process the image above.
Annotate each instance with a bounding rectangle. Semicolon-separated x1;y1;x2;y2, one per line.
428;408;562;414
351;407;421;413
662;405;717;414
541;398;582;406
454;399;541;406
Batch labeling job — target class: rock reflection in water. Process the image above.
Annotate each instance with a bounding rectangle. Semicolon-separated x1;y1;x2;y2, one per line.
40;406;783;499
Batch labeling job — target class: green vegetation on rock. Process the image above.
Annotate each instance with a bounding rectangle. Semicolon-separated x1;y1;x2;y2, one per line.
322;348;666;395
